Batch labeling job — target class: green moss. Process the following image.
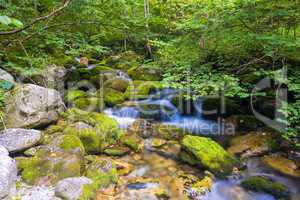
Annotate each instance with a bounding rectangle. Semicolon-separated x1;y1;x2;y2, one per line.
181;135;239;176
59;135;85;154
59;108;122;154
104;78;130;92
120;134;142;152
124;81;162;100
17;157;47;185
17;148;83;185
77;129;103;154
74;97;105;112
241;176;289;199
81;159;118;199
104;147;129;156
65;90;87;103
90;65;113;75
103;88;125;106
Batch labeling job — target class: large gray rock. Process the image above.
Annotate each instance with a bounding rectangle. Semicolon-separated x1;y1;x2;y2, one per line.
0;69;15;84
55;177;92;200
0;155;17;200
17;185;61;200
0;129;41;153
0;145;8;156
4;84;65;128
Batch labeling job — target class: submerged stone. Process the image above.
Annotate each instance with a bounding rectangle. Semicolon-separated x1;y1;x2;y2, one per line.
241;176;289;199
228;132;277;158
262;153;300;178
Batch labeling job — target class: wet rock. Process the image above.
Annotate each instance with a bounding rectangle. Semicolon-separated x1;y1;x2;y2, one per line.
0;155;17;200
0;68;15;84
17;146;84;185
17;185;61;200
241;176;290;199
55;177;93;200
0;145;8;156
228;132;277;158
104;146;130;157
83;158;118;199
150;140;181;159
128;119;153;138
181;135;238;176
0;129;41;153
188;173;213;198
115;160;134;176
154;124;186;140
262;153;300;178
104;78;130;92
4;84;65;128
103;88;125;106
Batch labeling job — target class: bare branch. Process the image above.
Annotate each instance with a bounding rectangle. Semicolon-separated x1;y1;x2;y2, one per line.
0;0;72;36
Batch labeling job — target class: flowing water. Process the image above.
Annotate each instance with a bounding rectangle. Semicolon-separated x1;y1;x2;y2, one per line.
101;72;300;200
105;88;219;134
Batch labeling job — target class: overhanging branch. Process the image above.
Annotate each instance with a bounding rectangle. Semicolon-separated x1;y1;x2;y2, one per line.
0;0;72;35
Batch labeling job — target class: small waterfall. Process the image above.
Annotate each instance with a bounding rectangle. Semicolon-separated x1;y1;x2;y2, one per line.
116;70;132;81
105;87;219;133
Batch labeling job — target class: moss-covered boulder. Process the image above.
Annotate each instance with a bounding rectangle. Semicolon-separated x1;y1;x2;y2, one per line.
81;158;118;199
90;65;114;75
124;81;162;100
241;176;289;199
127;65;162;81
74;97;105;112
262;154;300;178
228;132;277;158
103;88;125;107
120;133;144;152
44;108;122;154
18;146;84;185
104;78;130;92
64;90;87;103
181;135;239;176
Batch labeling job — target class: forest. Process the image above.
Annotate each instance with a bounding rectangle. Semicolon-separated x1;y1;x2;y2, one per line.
0;0;299;200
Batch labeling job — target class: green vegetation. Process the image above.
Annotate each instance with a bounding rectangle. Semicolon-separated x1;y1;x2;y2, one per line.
0;0;299;148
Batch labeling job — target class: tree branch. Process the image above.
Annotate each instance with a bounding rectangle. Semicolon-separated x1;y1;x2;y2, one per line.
0;0;72;35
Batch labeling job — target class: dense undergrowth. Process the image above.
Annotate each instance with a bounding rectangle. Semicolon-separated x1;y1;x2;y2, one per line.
0;0;299;149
